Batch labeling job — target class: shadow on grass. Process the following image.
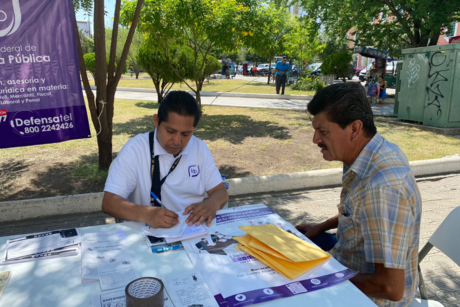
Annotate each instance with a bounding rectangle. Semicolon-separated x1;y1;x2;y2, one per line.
196;114;291;144
112;112;292;143
0;154;108;202
135;102;159;109
218;165;252;178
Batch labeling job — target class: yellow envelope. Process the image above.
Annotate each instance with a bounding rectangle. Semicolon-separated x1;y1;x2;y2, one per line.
236;243;291;279
234;234;291;262
247;244;330;280
239;224;329;262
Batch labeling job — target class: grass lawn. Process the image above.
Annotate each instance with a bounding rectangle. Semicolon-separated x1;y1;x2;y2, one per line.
1;99;460;201
86;77;315;96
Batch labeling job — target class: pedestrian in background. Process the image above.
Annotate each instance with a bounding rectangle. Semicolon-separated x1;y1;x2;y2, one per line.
274;56;289;95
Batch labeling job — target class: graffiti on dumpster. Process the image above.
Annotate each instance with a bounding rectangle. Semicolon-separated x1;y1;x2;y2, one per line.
407;58;420;88
426;51;449;117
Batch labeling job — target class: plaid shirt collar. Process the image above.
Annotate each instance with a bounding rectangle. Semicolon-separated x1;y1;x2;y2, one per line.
343;132;384;180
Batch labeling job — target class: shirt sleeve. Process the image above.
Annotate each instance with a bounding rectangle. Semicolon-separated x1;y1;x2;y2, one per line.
201;143;223;192
360;185;414;269
104;137;141;200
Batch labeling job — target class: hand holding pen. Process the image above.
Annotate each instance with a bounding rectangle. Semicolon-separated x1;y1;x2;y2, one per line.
147;191;179;228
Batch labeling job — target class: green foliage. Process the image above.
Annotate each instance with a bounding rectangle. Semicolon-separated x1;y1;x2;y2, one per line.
78;30;94;55
291;76;325;92
121;0;262;103
105;28;144;77
284;17;324;63
83;53;107;79
321;52;353;81
299;0;460;54
318;33;350;62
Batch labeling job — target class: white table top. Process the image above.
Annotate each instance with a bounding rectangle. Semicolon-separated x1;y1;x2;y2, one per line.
0;221;377;307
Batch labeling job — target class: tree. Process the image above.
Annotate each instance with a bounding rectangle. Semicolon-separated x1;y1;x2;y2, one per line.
321;52;353;82
318;32;350;62
83;53;113;79
284;17;325;66
121;0;259;105
299;0;460;52
241;5;294;84
137;40;183;103
74;0;144;170
105;27;145;78
78;29;94;55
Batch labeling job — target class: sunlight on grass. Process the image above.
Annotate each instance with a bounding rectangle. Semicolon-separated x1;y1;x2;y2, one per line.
85;78;314;96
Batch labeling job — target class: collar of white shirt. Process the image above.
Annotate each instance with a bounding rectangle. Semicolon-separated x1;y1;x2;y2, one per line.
153;129;191;157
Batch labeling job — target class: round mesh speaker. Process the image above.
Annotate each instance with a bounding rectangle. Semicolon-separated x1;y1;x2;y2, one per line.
128;278;162;298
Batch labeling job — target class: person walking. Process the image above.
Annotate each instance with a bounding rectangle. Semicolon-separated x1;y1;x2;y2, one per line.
378;75;387;104
274;56;289;95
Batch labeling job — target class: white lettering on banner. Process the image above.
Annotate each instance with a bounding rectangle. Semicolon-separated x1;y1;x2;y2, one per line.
7;54;50;64
9;113;75;136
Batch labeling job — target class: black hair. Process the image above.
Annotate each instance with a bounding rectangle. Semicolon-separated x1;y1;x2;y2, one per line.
307;83;377;137
282;56;287;60
158;91;201;127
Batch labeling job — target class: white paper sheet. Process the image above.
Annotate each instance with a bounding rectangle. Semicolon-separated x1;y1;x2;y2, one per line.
81;230;128;284
97;249;139;291
165;271;218;307
6;229;81;259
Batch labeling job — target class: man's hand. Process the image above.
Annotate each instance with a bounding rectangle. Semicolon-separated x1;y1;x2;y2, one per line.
183;201;220;227
295;223;324;238
144;207;179;228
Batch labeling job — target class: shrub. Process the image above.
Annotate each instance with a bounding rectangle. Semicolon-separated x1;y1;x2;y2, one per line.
291;77;325;92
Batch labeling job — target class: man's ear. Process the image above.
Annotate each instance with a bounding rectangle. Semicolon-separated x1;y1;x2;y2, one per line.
153;114;159;129
349;120;364;141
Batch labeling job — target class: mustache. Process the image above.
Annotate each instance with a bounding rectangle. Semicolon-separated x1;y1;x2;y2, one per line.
318;143;327;150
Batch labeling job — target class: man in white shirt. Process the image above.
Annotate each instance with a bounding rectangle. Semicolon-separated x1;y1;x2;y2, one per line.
102;91;228;228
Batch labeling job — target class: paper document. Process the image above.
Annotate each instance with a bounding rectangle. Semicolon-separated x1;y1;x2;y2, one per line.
2;229;81;264
97;249;139;291
165;271;218;307
6;229;80;259
81;230;128;284
141;210;208;244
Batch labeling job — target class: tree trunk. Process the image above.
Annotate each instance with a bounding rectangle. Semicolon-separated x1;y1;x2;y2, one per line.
97;129;112;170
195;90;201;107
267;62;272;85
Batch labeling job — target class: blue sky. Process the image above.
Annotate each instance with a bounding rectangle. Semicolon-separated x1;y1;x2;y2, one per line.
75;0;116;30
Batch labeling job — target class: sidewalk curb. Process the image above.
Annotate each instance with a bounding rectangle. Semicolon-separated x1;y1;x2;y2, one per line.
1;157;459;222
90;86;313;100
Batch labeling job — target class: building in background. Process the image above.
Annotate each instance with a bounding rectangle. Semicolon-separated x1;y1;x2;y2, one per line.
77;20;92;38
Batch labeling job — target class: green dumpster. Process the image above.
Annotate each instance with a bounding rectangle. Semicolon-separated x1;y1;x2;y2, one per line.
396;44;460;127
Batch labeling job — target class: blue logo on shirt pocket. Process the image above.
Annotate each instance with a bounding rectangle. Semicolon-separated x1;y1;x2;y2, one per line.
188;165;200;177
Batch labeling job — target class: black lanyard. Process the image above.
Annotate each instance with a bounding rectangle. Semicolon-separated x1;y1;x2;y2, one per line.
149;131;182;207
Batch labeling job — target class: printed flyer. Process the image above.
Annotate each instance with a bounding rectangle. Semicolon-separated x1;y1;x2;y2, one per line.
183;205;356;307
0;0;90;148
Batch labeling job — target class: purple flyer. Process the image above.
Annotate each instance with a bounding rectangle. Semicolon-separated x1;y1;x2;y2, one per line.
0;0;90;149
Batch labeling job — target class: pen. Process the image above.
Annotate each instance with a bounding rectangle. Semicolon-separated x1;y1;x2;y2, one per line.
150;191;165;208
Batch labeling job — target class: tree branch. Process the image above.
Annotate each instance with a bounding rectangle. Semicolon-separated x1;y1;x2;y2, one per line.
108;0;121;82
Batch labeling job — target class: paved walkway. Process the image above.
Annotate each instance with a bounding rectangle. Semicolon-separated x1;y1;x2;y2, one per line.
97;89;395;116
2;173;459;306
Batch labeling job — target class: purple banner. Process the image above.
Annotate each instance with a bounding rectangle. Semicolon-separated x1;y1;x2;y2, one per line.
0;0;90;148
214;269;357;307
216;208;275;224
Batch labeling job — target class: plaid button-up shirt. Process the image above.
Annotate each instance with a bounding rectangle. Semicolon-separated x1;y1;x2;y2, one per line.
330;132;421;307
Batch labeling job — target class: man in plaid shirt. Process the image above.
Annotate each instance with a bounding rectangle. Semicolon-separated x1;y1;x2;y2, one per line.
296;82;421;307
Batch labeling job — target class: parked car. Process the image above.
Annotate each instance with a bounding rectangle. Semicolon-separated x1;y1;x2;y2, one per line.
311;68;322;77
355;66;366;76
257;63;276;74
308;62;322;71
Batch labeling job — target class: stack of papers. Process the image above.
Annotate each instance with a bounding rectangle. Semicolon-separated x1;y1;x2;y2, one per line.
1;229;81;264
234;224;331;280
141;211;208;244
81;230;139;290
